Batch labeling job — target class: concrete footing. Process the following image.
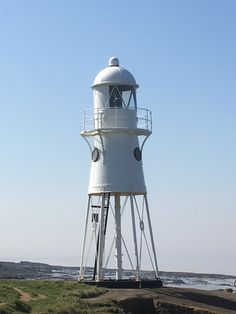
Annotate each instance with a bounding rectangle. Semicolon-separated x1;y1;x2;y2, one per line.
79;278;163;289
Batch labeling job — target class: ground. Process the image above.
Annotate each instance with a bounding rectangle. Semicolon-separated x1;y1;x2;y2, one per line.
0;280;236;313
87;286;236;313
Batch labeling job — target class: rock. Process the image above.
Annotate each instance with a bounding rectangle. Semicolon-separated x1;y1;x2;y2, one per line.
119;296;156;314
225;288;233;293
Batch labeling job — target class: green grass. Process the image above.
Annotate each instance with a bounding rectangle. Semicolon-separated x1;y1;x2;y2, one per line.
0;284;19;303
0;280;118;314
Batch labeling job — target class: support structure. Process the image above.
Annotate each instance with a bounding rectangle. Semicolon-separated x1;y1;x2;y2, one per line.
130;195;140;279
114;194;122;280
79;193;161;286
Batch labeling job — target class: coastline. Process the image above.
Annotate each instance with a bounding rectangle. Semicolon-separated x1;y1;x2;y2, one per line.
1;278;236;313
1;262;236;312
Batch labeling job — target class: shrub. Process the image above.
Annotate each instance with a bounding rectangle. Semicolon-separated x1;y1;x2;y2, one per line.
0;304;14;314
0;308;13;314
13;299;31;313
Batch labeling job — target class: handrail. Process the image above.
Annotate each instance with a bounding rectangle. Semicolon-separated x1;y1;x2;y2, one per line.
80;107;152;133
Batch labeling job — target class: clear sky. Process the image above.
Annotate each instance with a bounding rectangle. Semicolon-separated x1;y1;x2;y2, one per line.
0;0;235;275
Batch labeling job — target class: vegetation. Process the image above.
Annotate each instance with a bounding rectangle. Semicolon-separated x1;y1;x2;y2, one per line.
0;280;118;313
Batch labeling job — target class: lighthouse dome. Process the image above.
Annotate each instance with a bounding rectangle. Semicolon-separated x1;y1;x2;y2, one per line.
92;57;138;88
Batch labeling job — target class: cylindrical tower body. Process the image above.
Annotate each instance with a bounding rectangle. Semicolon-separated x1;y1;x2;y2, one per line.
89;132;146;194
79;58;161;287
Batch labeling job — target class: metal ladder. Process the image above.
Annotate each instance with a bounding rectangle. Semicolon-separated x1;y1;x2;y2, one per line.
92;193;110;280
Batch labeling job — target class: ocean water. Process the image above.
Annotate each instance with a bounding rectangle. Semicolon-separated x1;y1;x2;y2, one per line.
50;267;236;291
4;261;233;292
159;272;236;291
1;261;235;291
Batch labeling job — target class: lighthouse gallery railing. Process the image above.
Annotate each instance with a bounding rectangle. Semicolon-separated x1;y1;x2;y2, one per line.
81;107;152;133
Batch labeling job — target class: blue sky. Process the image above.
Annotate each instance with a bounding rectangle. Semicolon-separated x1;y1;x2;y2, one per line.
0;0;235;275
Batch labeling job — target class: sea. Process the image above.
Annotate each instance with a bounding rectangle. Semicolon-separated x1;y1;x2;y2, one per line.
50;267;236;291
159;271;236;291
2;261;234;291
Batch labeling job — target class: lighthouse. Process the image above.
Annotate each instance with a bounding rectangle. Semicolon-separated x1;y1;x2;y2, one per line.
79;57;162;288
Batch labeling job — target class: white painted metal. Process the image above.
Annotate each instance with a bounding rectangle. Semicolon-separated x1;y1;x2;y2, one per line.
88;132;147;194
130;195;140;280
144;194;159;277
114;194;122;280
83;57;150;195
79;58;160;283
79;195;91;280
109;56;119;67
92;61;138;90
81;107;152;134
96;194;106;281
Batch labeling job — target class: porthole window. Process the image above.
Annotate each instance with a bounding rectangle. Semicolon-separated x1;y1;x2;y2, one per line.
134;147;142;161
92;148;100;162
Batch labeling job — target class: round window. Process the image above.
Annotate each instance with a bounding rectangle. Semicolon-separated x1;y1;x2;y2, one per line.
92;148;100;162
134;147;142;161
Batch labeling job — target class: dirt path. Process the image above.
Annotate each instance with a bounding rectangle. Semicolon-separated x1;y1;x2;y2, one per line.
13;287;46;302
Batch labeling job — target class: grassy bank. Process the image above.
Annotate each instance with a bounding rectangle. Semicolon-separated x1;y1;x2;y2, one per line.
1;280;236;313
0;280;117;313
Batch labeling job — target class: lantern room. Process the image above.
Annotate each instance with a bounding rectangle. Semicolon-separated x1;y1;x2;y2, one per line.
92;57;138;110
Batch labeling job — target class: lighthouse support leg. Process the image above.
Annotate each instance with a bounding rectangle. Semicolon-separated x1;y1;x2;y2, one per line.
79;195;91;281
115;193;123;280
144;194;159;278
97;194;106;281
130;194;140;280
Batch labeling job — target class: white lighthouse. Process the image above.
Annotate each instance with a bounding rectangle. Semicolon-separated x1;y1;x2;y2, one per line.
79;57;162;288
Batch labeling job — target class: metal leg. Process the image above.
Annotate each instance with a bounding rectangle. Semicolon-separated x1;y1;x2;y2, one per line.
115;193;122;280
130;194;140;280
144;194;159;277
79;195;91;281
96;194;106;281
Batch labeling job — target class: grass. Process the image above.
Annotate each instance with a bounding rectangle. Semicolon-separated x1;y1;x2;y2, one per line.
0;280;118;314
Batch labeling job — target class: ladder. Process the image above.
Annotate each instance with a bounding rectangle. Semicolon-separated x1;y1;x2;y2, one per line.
103;193;110;235
92;193;110;280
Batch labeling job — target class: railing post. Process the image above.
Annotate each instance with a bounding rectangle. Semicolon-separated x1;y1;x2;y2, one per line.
81;107;152;133
150;110;152;132
100;109;102;129
93;108;96;129
145;109;148;130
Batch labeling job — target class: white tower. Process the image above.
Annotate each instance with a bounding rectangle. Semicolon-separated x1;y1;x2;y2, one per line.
79;57;162;288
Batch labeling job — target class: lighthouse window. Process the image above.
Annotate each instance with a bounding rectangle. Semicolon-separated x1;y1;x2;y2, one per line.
122;89;137;109
109;85;122;108
109;85;137;109
134;147;142;161
92;148;100;162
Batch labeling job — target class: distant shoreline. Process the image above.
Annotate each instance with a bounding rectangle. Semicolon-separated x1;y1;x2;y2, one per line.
1;260;235;278
0;260;235;292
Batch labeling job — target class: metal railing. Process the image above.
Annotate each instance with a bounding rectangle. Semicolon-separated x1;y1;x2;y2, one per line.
80;107;152;133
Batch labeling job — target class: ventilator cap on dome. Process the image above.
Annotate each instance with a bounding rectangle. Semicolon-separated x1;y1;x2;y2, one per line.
92;57;139;88
109;57;119;67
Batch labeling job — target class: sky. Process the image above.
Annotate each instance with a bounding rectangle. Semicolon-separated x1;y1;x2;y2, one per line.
0;0;235;276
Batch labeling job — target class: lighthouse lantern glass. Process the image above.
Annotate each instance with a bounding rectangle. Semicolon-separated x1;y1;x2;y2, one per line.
109;85;137;109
